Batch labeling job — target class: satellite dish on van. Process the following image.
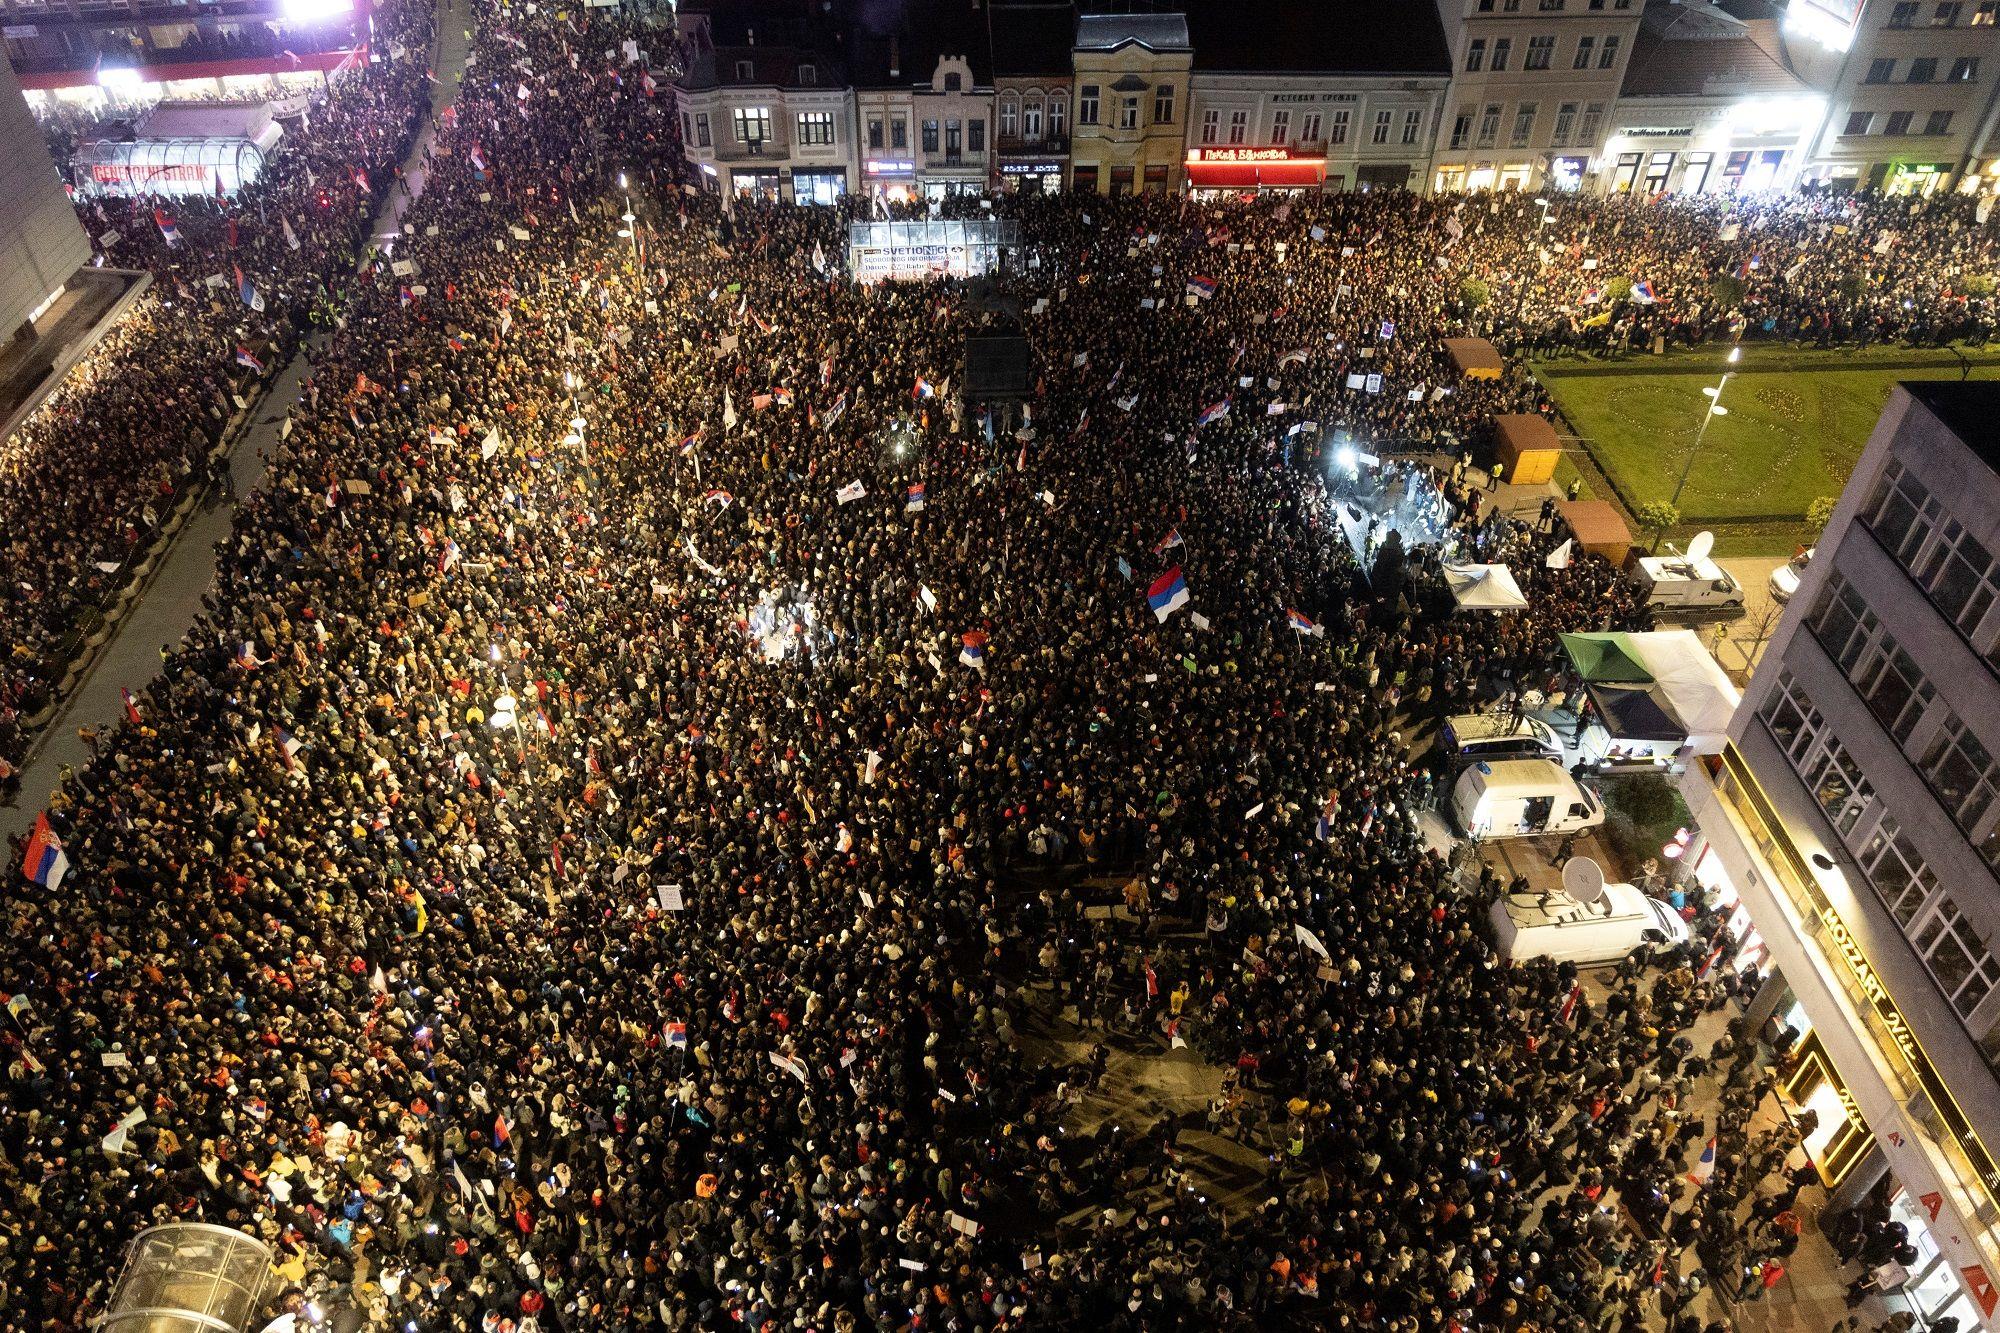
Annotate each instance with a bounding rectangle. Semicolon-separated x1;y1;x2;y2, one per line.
1562;856;1607;906
1685;530;1715;564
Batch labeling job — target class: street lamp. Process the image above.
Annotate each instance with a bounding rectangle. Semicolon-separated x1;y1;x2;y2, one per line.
1669;345;1741;510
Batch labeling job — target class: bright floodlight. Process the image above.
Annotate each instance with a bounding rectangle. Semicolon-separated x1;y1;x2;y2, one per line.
1336;445;1359;472
96;66;142;88
284;0;353;19
1727;346;1742;364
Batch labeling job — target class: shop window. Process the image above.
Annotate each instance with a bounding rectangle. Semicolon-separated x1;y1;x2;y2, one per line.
1109;164;1134;195
1073;163;1099;192
1143;164;1169;192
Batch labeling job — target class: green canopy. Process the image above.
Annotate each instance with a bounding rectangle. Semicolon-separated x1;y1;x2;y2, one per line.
1561;632;1656;685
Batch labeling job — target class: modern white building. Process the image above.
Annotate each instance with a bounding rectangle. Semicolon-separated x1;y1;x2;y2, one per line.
1183;0;1453;194
1778;0;2000;193
1681;380;2000;1333
1431;0;1648;192
1602;1;1823;194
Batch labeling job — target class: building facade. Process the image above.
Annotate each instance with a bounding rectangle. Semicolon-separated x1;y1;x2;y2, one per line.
0;51;91;346
1783;0;2000;194
1680;381;2000;1333
1181;0;1452;193
673;4;860;204
1600;2;1821;195
1069;12;1191;194
1431;0;1647;193
990;1;1075;193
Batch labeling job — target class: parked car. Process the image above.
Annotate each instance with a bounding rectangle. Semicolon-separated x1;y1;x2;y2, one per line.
1487;879;1689;966
1451;759;1604;839
1439;712;1565;767
1769;547;1814;604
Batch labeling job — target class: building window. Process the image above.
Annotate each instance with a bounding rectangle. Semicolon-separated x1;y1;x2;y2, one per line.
999;97;1017;138
867;116;884;149
1918;518;1998;631
1527;35;1556;69
1809;573;1876;669
1073;163;1098;191
1230;110;1250;144
1889;1;1920;24
1859;815;1942;926
1272;109;1291;143
946;120;962;161
1541;0;1565;9
1977;1;1998;23
1144;163;1169;192
1866;57;1895;82
1844;110;1874;135
1301;112;1322;143
1403;109;1422;145
695;111;712;148
732;107;772;146
1451;110;1473;149
1580;102;1605;143
734;59;754;81
1886;109;1914;135
1511;103;1537;147
1024;101;1044;139
1109;164;1134;194
796;112;834;146
1952;56;1981;80
1552;101;1577;146
1201;108;1220;144
1853;638;1937;746
1477;104;1501;148
1329;108;1350;144
892;118;908;149
1119;96;1140;130
1915;899;2000;1016
969;118;985;152
1921;716;2000;843
944;72;964;92
1049;96;1066;136
798;64;816;85
1154;83;1174;124
1927;109;1955;134
1078;85;1100;124
1492;37;1512;71
1935;1;1964;23
1599;34;1621;68
923;119;940;153
1909;56;1939;81
1467;38;1487;72
1372;109;1392;144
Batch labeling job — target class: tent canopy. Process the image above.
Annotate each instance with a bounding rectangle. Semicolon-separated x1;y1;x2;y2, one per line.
1444;562;1529;612
1443;337;1504;379
1586;683;1687;742
1562;631;1656;684
1628;629;1741;748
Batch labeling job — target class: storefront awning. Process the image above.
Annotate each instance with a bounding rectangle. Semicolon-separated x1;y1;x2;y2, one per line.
1185;161;1323;190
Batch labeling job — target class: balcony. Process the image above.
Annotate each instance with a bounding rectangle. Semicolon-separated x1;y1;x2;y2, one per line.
711;134;791;163
997;134;1069;156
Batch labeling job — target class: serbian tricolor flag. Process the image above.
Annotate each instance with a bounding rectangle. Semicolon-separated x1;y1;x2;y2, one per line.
234;266;264;313
1286;608;1323;637
234;344;264;372
1196;398;1231;428
1631;279;1658;304
23;813;68;889
1153;528;1183;554
642;70;659;97
1147;568;1190;622
665;1021;687;1048
120;687;142;725
494;1113;512;1145
912;375;935;400
153;208;181;246
469;144;488;181
1687;1137;1717;1186
352;167;372;194
771;386;793;408
958;630;988;671
905;482;926;513
1186;275;1217;300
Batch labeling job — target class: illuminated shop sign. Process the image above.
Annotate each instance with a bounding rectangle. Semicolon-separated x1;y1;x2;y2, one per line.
1186;146;1321;164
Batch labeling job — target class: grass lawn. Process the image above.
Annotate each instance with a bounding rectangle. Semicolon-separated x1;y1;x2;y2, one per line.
1535;346;2000;525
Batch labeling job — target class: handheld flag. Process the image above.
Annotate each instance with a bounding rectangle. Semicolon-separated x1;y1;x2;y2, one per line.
154;208;181;246
1286;608;1324;637
912;376;935;401
1147;568;1191;623
234;266;264;313
1545;538;1573;570
1631;279;1658;304
281;215;301;251
1195;399;1231;428
1687;1137;1717;1186
234;344;265;373
120;687;142;725
1186;275;1217;300
23;813;68;890
958;630;988;671
905;482;926;512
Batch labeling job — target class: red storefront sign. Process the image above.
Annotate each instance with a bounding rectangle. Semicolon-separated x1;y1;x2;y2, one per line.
1185;146;1325;189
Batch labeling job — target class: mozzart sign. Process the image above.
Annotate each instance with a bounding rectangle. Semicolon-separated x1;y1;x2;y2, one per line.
1187;146;1322;164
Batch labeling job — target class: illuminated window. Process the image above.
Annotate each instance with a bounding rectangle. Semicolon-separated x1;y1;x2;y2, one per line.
731;107;771;145
1952;57;1981;80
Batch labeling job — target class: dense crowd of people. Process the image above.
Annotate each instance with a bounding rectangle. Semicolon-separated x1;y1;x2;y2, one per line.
3;0;1996;1328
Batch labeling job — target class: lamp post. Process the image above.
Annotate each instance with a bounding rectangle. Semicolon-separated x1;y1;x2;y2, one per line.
1669;345;1741;510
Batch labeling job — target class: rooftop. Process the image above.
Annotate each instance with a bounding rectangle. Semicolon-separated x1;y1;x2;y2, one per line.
1074;11;1189;53
1184;0;1450;77
1905;380;2000;474
1620;1;1803;98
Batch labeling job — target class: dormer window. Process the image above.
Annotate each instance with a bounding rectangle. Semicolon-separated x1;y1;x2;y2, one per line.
798;64;816;84
734;59;754;81
944;71;962;92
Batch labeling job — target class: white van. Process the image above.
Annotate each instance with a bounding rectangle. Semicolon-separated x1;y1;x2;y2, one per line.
1631;531;1745;618
1439;713;1565;767
1487;862;1690;966
1451;759;1604;839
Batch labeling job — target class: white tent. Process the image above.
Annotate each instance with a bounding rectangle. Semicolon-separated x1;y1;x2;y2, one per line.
1625;629;1742;755
1443;562;1529;612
